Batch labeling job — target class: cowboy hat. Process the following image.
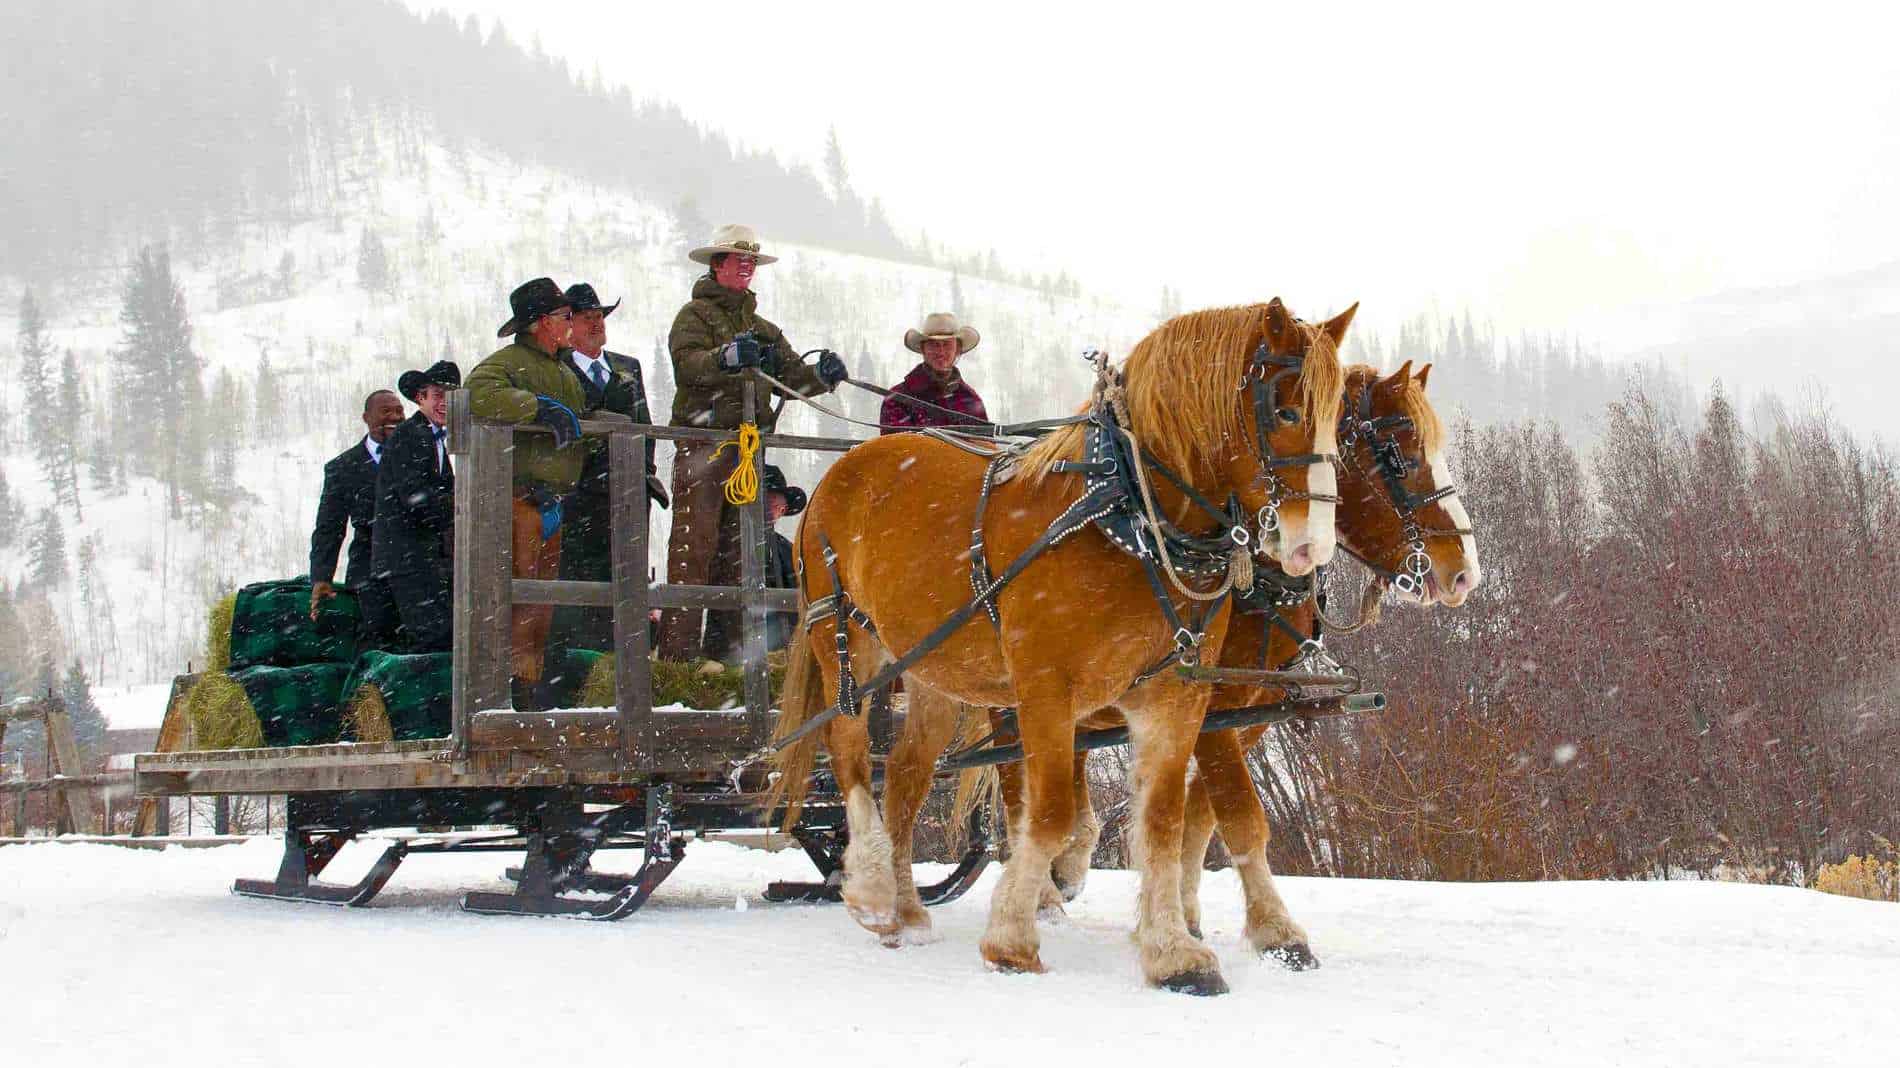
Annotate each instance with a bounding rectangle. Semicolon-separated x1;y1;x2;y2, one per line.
762;465;807;518
495;277;571;338
563;282;620;317
398;360;462;402
904;312;980;356
689;223;779;266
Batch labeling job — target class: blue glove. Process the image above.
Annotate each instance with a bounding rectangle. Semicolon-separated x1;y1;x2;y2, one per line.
525;485;565;540
815;349;848;388
534;395;582;449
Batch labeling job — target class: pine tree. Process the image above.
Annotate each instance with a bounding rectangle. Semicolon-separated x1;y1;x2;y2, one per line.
27;509;67;590
0;466;18;548
116;248;204;514
46;350;84;518
18;289;54;443
823;125;851;200
949;272;967;319
60;660;107;756
356;228;391;294
255;348;282;439
276;249;297;298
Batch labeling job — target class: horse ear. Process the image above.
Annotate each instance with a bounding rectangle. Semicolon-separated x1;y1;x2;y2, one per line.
1321;302;1359;346
1385;359;1414;387
1414;362;1433;390
1266;297;1293;341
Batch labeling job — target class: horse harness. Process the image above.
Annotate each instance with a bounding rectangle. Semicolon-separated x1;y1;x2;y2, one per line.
778;342;1339;750
1335;381;1473;599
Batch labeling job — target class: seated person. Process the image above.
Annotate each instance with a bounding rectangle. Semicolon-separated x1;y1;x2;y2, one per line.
762;464;808;653
880;312;989;433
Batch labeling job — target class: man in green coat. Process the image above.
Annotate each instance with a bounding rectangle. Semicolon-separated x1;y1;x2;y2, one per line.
657;224;848;663
466;277;590;708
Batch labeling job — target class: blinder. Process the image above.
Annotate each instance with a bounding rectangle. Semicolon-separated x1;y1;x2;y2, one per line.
1337;380;1473;596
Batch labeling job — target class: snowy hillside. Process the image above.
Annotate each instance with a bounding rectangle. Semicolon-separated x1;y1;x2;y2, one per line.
0;137;1158;700
3;840;1891;1066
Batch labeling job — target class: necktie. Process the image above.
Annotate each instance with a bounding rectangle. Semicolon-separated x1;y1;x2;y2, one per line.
432;427;448;474
591;361;607;390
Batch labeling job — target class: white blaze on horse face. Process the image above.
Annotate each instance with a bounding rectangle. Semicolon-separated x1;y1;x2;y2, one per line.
1427;450;1482;602
1279;418;1340;572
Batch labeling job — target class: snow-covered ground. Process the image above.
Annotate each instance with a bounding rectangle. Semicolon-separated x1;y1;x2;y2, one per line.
3;838;1891;1066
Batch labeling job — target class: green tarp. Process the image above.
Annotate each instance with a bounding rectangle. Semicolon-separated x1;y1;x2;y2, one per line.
232;662;352;747
228;577;360;670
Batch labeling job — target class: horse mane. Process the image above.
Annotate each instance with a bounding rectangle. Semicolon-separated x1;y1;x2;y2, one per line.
1347;362;1446;455
1022;304;1345;483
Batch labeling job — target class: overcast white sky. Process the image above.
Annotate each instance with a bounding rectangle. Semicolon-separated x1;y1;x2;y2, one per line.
410;0;1900;341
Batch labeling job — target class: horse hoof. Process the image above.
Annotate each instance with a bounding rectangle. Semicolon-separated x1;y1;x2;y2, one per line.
1264;942;1320;971
981;944;1047;975
1052;870;1086;903
883;923;940;948
1158;968;1230;996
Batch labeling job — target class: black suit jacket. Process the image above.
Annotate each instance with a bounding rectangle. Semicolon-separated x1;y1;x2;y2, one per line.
310;438;380;586
563;349;659;500
371;412;455;579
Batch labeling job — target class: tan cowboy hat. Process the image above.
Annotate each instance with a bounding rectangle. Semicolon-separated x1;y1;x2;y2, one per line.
689;223;779;266
904;312;980;356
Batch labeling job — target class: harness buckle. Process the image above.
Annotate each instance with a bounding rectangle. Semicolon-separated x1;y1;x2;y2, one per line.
1173;627;1202;666
1228;525;1251;548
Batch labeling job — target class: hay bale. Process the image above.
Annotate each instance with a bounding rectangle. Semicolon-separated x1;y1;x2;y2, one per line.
230;663;351;747
185;671;264;750
205;592;237;674
544;648;606;708
342;683;394;743
578;653;787;709
228;577;360;670
337;650;451;742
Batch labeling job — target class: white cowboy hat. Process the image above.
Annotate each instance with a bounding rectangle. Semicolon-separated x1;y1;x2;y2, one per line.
689;223;779;266
904;312;980;356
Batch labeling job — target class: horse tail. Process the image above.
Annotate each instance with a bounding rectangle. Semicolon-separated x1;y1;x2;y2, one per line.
765;620;828;832
948;704;1000;850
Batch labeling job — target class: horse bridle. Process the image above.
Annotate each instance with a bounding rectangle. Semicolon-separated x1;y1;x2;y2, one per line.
1335;382;1473;598
1242;340;1340;541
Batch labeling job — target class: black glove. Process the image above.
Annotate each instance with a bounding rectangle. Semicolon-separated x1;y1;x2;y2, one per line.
534;395;583;449
716;331;762;373
758;343;781;377
646;473;672;510
815;349;848;388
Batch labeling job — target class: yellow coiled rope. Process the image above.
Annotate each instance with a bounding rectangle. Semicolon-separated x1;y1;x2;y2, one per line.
715;422;761;505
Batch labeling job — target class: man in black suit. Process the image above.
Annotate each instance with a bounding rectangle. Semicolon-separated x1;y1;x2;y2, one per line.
546;283;670;664
371;360;460;653
310;389;406;644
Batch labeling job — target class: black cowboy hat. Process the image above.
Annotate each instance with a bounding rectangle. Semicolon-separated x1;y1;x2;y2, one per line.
496;277;571;338
563;282;620;317
762;465;807;517
398;360;461;402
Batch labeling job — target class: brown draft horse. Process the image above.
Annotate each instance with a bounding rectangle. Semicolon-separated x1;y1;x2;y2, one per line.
771;300;1352;994
1173;359;1483;961
883;360;1483;971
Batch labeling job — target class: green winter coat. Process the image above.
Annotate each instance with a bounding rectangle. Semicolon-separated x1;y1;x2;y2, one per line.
466;334;590;492
667;275;831;431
